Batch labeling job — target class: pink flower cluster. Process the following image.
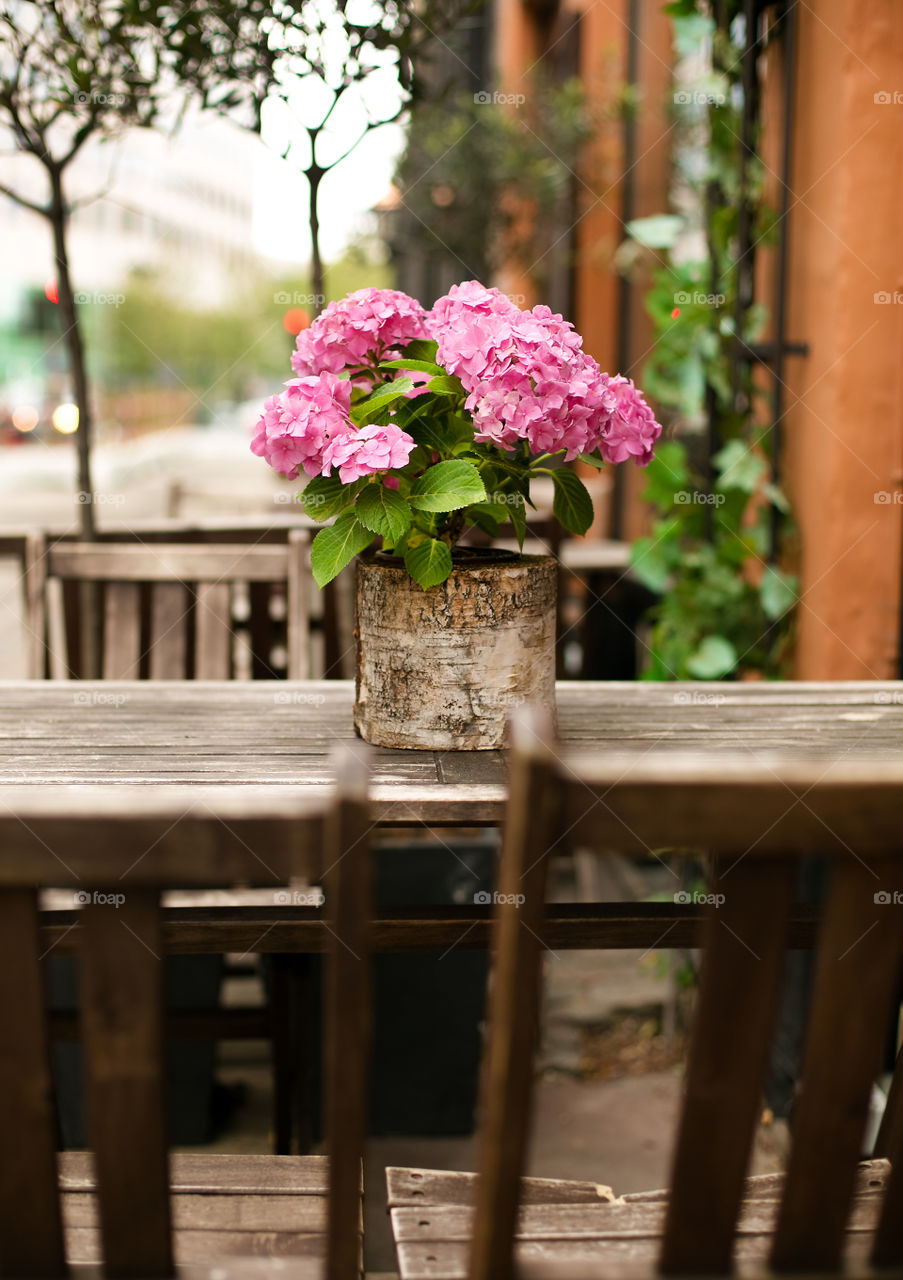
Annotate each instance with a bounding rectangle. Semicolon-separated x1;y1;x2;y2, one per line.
291;287;428;378
430;281;660;464
250;370;414;482
252;283;661;489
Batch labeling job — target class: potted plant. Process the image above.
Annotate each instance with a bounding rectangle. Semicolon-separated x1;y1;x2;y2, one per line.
252;281;661;748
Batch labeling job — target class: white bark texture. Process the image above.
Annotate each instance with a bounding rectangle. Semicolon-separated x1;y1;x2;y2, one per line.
354;555;558;750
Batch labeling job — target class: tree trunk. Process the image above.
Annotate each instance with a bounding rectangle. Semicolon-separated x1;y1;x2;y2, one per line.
49;165;95;539
308;166;325;315
354;554;558;750
49;164;101;676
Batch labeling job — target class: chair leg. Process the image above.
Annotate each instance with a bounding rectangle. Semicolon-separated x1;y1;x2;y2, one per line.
270;954;295;1154
270;953;315;1154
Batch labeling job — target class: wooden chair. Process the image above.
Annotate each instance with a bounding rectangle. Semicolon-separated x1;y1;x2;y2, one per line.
0;746;372;1279
387;711;903;1279
24;531;310;680
22;529;321;1153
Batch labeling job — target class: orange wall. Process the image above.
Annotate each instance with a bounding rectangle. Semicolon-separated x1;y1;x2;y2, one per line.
779;0;903;677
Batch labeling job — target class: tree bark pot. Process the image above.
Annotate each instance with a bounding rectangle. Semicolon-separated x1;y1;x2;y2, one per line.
354;550;557;750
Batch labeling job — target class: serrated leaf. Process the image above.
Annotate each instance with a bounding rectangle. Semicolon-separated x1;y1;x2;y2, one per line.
301;475;361;523
399;339;439;362
404;538;453;589
310;513;373;588
408;460;486;512
380;358;445;376
551;469;594;536
355;484;412;544
426;374;464;396
760;566;798;620
686;635;737;679
352;377;415;425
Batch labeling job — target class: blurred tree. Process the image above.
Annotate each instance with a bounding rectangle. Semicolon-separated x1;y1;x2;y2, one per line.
85;252;393;408
0;0;161;536
134;0;478;308
392;76;615;302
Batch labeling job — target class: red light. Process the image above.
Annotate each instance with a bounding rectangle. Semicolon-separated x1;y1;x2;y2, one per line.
45;278;59;304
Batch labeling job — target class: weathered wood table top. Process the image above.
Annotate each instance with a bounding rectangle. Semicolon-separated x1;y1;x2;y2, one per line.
2;679;902;826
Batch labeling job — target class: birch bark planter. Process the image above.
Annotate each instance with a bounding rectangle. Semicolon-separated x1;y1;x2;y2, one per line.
354;551;557;750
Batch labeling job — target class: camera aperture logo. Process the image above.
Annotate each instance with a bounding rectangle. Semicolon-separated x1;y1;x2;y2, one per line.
274;889;325;906
474;890;525;907
674;889;725;907
75;890;125;908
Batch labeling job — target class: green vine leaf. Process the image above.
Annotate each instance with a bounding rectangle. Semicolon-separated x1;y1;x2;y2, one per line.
686;635;737;680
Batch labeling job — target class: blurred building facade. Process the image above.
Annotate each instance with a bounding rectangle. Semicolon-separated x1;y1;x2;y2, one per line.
386;0;903;681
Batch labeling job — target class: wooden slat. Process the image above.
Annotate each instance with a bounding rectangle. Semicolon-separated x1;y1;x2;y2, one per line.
59;1151;330;1195
194;582;233;680
659;859;794;1274
0;806;315;886
103;582;141;679
45;576;70;678
0;889;66;1277
563;756;903;856
49;542;290;582
872;1041;903;1158
287;529;310;681
468;708;560;1280
324;742;372;1280
24;531;48;680
80;890;173;1277
386;1168;613;1209
771;859;903;1270
149;582;189;679
63;1190;328;1232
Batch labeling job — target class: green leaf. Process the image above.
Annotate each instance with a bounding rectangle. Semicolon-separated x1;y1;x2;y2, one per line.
408;460;486;513
426;374;464;396
380;358;446;376
301;475;362;523
352;377;415;425
625;214;684;249
630;536;672;594
355;484;413;544
760;566;798;620
712;439;766;493
686;635;737;679
398;339;439;362
310;513;373;588
550;468;594;536
404;538;453;589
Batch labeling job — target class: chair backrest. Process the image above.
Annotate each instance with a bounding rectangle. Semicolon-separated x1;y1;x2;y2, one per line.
469;710;903;1280
24;531;310;680
0;745;371;1280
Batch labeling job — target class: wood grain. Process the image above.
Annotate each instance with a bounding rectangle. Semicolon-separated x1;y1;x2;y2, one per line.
80;890;173;1277
468;708;559;1280
0;889;66;1276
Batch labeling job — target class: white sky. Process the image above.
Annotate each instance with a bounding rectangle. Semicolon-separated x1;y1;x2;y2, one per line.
252;116;403;264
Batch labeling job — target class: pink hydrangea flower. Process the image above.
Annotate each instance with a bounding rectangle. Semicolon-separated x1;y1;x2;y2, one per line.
250;371;353;479
291;288;428;379
594;375;662;465
429;284;657;463
322;423;416;484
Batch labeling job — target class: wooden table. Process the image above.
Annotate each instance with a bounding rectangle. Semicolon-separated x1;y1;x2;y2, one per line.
3;679;902;954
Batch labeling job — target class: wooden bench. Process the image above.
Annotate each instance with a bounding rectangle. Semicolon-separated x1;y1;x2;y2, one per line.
0;747;372;1278
387;710;903;1279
